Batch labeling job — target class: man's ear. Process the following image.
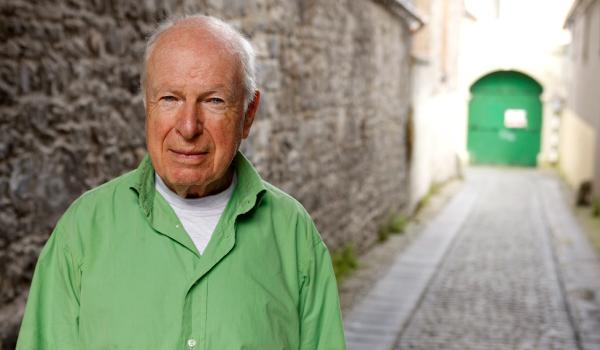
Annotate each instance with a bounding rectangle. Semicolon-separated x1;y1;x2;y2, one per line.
242;90;260;139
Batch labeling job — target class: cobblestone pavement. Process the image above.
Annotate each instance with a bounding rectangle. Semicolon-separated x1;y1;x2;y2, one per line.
396;168;584;350
339;180;463;316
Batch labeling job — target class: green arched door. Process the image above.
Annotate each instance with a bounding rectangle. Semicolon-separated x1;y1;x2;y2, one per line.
467;70;543;166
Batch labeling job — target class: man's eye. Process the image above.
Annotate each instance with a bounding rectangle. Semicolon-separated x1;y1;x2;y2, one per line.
161;96;178;102
207;97;225;104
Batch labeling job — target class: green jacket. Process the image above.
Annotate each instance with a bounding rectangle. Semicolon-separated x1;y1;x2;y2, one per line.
17;152;346;350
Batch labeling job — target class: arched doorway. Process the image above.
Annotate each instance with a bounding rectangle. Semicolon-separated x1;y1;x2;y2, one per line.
467;70;543;166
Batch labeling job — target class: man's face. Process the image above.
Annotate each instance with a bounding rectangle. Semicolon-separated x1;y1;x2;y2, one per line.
144;26;258;197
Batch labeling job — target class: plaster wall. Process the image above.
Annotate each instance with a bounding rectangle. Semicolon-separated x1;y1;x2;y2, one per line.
564;0;600;195
409;0;464;209
559;108;596;189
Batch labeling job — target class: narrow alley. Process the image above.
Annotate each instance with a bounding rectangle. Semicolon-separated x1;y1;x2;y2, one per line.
3;1;600;348
345;168;600;350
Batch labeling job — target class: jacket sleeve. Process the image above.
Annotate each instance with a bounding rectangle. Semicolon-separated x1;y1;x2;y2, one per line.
299;224;347;350
16;222;82;350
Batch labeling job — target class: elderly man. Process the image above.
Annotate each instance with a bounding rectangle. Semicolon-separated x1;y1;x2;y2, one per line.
16;14;346;350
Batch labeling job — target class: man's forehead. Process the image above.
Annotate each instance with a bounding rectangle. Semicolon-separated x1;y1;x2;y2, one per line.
146;46;241;99
149;78;236;96
148;44;239;80
148;26;240;73
151;21;236;58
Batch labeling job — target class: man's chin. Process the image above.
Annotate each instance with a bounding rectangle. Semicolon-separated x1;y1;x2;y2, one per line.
165;175;208;189
159;165;233;196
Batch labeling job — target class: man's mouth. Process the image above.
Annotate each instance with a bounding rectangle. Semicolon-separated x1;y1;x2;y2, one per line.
169;149;209;162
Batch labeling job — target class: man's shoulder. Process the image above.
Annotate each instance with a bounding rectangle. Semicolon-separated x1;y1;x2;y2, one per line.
257;180;326;244
260;180;310;218
60;167;140;224
76;168;139;206
46;167;141;258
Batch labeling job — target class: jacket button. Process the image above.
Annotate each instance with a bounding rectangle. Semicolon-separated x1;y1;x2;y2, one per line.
187;338;197;348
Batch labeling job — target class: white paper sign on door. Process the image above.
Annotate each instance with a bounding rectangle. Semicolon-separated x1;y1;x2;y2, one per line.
504;109;528;129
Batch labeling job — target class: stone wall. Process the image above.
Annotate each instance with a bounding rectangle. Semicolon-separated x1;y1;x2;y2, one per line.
0;0;412;346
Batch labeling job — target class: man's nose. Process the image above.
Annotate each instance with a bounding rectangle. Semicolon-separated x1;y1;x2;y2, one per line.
176;101;202;140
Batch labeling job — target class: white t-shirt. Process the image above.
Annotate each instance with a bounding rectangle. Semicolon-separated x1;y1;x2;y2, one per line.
155;174;236;255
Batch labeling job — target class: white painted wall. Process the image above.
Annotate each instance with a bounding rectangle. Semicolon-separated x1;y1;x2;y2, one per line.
559;109;596;188
409;0;465;210
563;0;600;194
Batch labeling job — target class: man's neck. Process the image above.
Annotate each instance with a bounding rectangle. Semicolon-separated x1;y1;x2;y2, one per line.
155;173;236;209
162;169;235;199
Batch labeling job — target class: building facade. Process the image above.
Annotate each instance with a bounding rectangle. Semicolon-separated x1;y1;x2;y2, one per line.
562;0;600;197
409;0;465;210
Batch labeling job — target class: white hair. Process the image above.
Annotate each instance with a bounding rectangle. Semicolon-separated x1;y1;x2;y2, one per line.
140;14;257;109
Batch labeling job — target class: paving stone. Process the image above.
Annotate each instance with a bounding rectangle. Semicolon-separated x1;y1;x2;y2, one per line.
539;178;600;350
344;185;477;350
396;168;582;350
344;167;600;350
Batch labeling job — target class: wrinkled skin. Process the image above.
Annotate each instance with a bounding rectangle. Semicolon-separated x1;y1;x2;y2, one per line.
144;22;260;198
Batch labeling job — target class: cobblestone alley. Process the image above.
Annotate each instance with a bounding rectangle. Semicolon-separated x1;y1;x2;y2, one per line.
345;168;600;350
